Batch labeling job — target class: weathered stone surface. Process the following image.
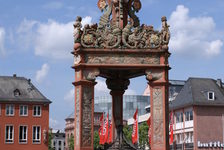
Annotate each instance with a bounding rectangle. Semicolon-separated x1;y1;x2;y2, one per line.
106;132;138;150
83;69;100;81
81;87;93;146
85;54;160;65
153;88;164;146
73;0;170;50
75;88;80;146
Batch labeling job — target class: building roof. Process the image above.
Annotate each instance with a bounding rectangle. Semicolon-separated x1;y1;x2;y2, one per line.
0;75;51;103
169;80;186;86
170;78;224;110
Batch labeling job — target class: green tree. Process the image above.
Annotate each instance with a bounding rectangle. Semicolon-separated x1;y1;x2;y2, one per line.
138;122;150;150
68;135;74;150
48;131;54;150
123;125;132;142
123;123;151;150
94;131;103;150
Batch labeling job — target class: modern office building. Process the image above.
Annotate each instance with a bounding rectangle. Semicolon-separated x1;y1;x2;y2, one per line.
0;75;51;150
95;95;150;121
170;78;224;150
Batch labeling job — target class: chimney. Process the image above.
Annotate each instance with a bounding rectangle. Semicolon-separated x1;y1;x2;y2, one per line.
13;74;17;77
217;79;223;88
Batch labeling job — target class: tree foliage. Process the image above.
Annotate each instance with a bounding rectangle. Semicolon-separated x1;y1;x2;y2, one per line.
94;131;103;150
123;125;132;142
138;122;150;149
48;131;54;150
123;123;151;150
68;134;74;150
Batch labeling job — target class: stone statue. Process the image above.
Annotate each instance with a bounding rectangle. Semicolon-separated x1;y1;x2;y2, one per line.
161;16;170;45
73;16;82;50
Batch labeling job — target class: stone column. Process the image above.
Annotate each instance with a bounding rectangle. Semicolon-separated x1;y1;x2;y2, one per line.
106;79;130;142
73;69;99;150
146;69;169;150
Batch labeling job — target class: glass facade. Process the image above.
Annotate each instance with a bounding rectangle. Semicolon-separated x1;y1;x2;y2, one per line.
94;95;150;120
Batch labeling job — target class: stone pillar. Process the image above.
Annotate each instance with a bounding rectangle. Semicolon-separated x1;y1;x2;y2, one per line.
73;69;99;150
146;69;169;150
106;79;130;141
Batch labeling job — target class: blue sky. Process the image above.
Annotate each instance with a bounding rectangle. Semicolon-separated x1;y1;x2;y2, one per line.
0;0;224;129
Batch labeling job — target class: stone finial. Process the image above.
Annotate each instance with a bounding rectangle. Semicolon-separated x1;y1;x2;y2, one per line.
161;16;167;22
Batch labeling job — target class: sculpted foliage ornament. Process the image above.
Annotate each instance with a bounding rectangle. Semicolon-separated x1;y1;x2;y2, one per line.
73;0;170;50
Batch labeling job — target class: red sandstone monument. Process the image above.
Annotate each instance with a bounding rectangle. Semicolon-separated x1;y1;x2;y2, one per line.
72;0;171;149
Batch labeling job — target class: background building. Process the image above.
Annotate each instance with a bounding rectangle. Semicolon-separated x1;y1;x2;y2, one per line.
51;130;65;150
170;78;224;150
0;75;51;150
95;95;150;121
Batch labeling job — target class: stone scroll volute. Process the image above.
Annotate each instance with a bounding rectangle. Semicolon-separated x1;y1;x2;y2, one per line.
145;69;164;83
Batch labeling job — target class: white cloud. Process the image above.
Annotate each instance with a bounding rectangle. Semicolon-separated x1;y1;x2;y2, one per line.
169;5;223;57
64;89;74;103
124;89;137;95
43;2;63;10
81;16;92;27
95;79;110;96
205;40;223;56
0;27;6;56
17;16;92;60
34;20;74;59
17;19;38;50
35;63;50;83
49;118;60;129
95;78;137;96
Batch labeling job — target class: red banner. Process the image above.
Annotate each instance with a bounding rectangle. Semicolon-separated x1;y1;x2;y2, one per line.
132;109;138;144
99;114;104;145
103;114;109;144
170;112;174;144
107;120;113;144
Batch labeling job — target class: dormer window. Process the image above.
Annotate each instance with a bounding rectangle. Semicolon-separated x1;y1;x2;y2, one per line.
208;91;215;100
14;89;21;97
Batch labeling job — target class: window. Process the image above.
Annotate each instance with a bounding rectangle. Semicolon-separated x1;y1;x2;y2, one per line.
14;89;21;97
19;126;27;143
185;132;194;143
20;105;28;116
5;125;14;143
33;106;41;117
190;111;193;120
33;126;41;143
185;110;193;121
6;105;14;116
208;91;215;100
176;112;183;123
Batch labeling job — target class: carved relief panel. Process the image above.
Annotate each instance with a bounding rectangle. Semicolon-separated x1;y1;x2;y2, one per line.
81;87;93;146
75;88;80;146
85;54;160;65
152;88;164;146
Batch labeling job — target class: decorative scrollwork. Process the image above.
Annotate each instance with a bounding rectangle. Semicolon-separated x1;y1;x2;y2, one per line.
73;0;170;50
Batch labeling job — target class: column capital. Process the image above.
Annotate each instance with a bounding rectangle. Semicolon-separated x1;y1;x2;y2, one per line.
106;78;130;92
